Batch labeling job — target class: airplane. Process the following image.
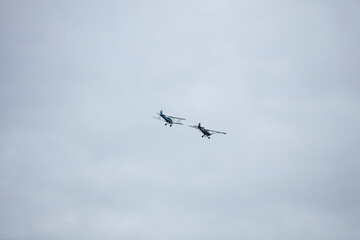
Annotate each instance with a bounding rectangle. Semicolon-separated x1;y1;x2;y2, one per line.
153;110;186;127
189;123;226;139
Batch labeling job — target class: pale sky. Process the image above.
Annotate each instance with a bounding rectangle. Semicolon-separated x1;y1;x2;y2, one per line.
1;1;360;239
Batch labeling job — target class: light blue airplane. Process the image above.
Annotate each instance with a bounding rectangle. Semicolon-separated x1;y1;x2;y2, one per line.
154;110;186;127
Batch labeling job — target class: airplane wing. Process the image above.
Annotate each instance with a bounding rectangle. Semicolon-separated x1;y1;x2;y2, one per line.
167;115;186;125
206;129;227;134
167;115;186;120
153;115;184;125
189;125;204;133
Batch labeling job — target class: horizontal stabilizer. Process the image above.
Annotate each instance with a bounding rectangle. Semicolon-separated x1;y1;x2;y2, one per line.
153;116;165;122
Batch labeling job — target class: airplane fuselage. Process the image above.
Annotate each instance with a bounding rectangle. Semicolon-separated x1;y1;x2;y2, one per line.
199;127;211;136
160;113;173;124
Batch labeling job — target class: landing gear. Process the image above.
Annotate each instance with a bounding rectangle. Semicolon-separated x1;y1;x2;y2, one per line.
170;124;172;127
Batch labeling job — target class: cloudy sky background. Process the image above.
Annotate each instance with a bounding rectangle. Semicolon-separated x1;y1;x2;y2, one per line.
1;0;359;239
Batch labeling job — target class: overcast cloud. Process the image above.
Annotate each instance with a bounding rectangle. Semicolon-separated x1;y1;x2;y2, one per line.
1;1;360;239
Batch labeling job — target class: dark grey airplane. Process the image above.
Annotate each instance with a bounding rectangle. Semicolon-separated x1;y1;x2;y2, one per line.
189;123;226;139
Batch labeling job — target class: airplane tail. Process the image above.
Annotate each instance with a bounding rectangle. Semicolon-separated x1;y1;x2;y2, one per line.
198;123;201;128
160;110;163;115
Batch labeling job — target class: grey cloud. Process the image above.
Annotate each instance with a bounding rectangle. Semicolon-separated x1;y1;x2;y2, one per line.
1;1;360;239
